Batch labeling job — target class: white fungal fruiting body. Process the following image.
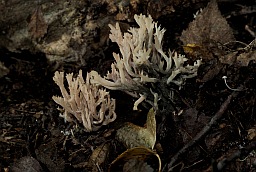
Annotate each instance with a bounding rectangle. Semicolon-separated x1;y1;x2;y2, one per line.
90;14;201;109
52;70;116;132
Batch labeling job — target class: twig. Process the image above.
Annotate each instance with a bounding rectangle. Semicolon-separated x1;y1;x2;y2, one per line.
163;87;242;171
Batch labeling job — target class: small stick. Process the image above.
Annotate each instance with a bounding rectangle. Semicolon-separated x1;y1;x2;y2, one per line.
163;86;242;171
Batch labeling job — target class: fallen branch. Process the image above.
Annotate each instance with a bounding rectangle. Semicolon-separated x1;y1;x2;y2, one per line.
163;87;242;171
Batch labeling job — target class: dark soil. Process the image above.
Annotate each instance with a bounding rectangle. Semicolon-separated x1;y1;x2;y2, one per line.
1;0;256;172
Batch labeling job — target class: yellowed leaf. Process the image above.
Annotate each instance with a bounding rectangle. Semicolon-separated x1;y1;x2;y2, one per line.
146;108;156;148
109;147;161;172
116;108;156;149
183;44;202;55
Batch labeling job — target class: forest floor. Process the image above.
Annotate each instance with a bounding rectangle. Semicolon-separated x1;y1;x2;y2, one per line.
1;0;256;171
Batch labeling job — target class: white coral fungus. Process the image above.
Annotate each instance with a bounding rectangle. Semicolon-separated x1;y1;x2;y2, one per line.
52;70;116;132
89;14;201;109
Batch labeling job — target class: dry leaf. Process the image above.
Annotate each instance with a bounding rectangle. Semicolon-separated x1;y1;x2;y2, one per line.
109;147;161;172
180;0;235;59
10;156;43;172
86;143;110;172
236;50;256;66
197;58;223;82
28;6;48;40
247;128;256;141
220;49;256;66
219;51;238;65
247;125;256;141
116;108;156;149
